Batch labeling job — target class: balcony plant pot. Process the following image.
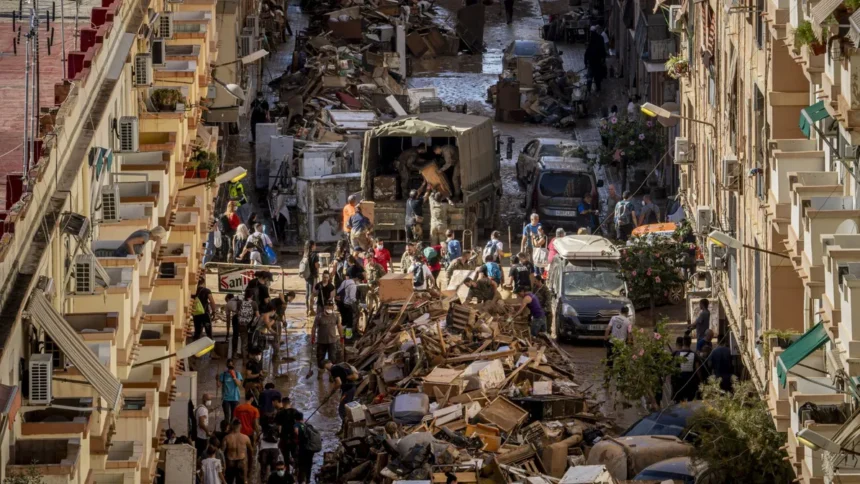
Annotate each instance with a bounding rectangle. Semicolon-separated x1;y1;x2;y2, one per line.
197;168;210;180
185;168;197;179
151;88;186;113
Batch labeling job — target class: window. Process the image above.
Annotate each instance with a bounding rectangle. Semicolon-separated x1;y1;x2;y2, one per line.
754;242;762;341
755;87;767;200
756;0;765;49
538;173;593;198
43;335;65;369
729;247;739;298
708;68;716;107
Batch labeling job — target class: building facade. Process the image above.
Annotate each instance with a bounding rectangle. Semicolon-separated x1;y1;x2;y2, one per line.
0;0;254;481
677;0;860;480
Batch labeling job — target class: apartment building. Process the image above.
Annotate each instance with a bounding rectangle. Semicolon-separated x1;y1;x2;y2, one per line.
674;0;860;480
0;0;251;481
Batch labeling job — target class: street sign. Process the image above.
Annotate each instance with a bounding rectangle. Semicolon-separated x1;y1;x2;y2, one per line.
218;267;256;293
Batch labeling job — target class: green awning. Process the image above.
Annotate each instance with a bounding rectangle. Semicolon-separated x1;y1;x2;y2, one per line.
777;322;830;388
799;101;831;138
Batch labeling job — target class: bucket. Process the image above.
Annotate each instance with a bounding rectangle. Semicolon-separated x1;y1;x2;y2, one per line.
214;340;229;358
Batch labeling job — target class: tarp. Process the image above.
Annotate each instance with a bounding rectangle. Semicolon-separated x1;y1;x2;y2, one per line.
777;322;829;388
799;101;831;139
367;112;491;137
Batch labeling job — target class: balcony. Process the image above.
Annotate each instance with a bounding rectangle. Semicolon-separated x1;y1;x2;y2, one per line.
768;140;825;228
7;439;82;484
139;132;176;153
119;151;169;175
20;402;93;438
114;390;159;483
786;171;841;264
92;238;155;300
800;196;859;289
833;264;860;373
766;0;790;38
821;235;860;336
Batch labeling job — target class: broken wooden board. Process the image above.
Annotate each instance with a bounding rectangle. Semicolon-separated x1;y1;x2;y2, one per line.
420;162;453;197
477;397;529;434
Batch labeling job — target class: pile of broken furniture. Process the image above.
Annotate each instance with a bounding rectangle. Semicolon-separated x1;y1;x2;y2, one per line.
317;273;617;483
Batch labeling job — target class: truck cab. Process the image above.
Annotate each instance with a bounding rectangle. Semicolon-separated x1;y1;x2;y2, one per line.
546;235;634;341
524;157;601;233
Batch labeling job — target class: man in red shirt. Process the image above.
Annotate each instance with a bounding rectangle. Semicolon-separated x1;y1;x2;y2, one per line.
372;240;391;273
233;391;260;443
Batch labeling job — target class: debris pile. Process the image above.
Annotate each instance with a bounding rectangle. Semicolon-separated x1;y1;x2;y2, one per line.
320;278;617;483
488;42;583;127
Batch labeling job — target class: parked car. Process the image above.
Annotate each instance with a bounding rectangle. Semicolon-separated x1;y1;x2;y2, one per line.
633;457;709;483
515;137;581;186
523;157;602;232
587;435;693;481
623;401;704;441
546;235;633;341
502;40;560;70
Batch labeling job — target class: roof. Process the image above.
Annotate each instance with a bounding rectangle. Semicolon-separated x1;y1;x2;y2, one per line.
553;235;619;260
377;112;492;137
538;156;591;171
0;22;77;203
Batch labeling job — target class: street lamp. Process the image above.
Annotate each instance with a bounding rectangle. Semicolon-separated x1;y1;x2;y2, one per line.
213;49;269;68
708;230;789;259
132;337;215;368
797;429;860;456
209;49;270;104
179;167;247;192
640;102;716;131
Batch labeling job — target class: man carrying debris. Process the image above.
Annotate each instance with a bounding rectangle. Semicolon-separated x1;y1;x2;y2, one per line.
433;144;461;200
428;191;452;245
323;360;360;427
342;195;358;238
348;205;373;251
404;183;427;242
365;249;386;313
311;301;343;376
396;143;428;198
515;287;548;337
446;250;476;279
400;242;417;274
463;276;500;305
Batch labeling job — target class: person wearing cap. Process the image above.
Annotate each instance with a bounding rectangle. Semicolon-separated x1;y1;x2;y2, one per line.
342;195;358;238
266;459;293;484
348;206;373;251
113;226;167;257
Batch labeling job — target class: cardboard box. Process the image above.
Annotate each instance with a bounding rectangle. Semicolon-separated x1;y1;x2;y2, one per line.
344;401;366;422
378;273;414;302
373;175;398;200
420;162;452;197
423;367;466;400
533;381;552;395
463;359;505;391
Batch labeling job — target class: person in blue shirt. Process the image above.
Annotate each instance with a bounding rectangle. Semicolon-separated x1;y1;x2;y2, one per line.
577;194;599;234
521;213;543;251
217;358;243;424
445;230;461;264
348;207;373;251
483;255;503;285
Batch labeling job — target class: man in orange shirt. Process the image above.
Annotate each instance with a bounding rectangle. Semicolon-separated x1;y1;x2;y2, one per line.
233;391;260;449
342;195;358;235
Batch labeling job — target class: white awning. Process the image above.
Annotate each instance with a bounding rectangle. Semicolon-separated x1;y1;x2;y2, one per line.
27;291;122;410
644;61;668;73
811;0;843;36
106;33;136;81
851;10;860;47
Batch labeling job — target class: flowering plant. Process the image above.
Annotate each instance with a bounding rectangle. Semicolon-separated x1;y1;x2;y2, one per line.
618;227;690;313
593;118;664;166
604;318;681;408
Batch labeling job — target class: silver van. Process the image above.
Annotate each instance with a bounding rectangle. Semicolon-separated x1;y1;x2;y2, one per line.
524;157;602;232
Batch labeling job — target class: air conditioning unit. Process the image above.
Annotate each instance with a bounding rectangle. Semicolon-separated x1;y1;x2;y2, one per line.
668;5;683;33
101;185;121;222
240;34;256;58
133;53;153;86
696;206;713;234
29;354;53;405
74;254;112;294
118;117;139;153
679;171;689;192
674;137;692;164
60;213;91;239
709;243;727;270
158;12;174;39
150;38;166;66
722;155;739;188
245;15;260;38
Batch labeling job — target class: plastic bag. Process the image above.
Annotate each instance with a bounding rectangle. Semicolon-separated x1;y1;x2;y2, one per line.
263;245;278;265
533;247;549;268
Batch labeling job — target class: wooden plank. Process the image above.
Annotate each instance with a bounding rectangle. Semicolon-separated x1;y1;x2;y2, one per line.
443;349;517;364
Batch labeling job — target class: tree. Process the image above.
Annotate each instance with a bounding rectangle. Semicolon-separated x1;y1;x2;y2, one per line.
617;227;690;323
4;465;43;484
604;318;680;409
689;379;795;484
574;117;664;190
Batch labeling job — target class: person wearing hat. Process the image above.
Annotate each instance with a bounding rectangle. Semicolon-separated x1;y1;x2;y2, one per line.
113;226;167;257
348;205;373;251
266;459;293;484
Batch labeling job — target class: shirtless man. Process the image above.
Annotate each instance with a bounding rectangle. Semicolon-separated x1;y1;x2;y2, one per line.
222;419;253;484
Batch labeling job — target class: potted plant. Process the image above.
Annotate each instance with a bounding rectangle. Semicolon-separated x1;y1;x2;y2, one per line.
794;21;826;55
190;148;218;182
665;54;689;79
184;160;198;179
150;89;186;112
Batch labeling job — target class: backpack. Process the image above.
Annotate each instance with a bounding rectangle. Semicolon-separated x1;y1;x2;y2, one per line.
191;297;205;316
298;256;311;279
301;423;322;452
615;200;633;225
219;214;232;235
485;262;502;284
262;421;279;444
483;240;499;261
423;247;439;265
238;299;256;326
447;239;462;260
412;263;426;288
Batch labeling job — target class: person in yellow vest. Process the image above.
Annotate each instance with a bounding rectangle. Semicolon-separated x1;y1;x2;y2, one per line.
228;181;247;207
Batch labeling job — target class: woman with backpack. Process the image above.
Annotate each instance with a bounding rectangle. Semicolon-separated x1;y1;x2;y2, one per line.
482;231;504;263
299;240;320;316
236;288;260;357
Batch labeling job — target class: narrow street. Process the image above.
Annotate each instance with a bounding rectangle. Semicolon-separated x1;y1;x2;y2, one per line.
198;0;668;482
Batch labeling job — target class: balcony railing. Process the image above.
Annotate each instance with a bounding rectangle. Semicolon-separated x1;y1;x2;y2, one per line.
7;439;81;484
787;171;841;260
821;235;860;333
801;196;859;286
768;140;824;216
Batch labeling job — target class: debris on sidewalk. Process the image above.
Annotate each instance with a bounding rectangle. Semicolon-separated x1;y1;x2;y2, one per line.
318;285;616;483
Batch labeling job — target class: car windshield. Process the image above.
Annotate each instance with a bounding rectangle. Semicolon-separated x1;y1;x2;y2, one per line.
539;173;592;198
624;415;687;437
539;144;579;157
563;268;624;297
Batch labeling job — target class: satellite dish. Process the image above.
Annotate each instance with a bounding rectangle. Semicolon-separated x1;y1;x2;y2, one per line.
658;102;680;128
225;84;246;102
836;219;858;235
